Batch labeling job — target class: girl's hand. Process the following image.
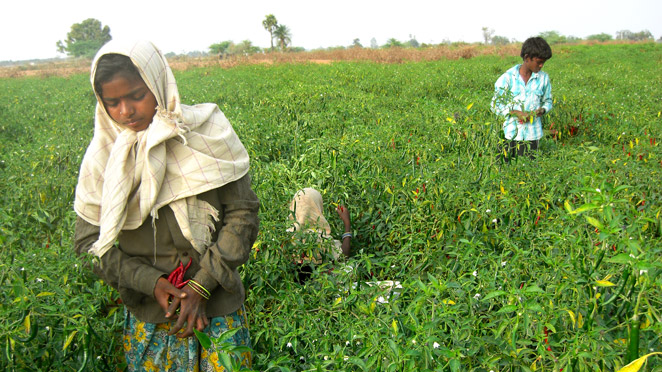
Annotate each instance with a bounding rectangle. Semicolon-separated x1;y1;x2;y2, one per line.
154;277;187;317
336;205;351;226
168;284;210;338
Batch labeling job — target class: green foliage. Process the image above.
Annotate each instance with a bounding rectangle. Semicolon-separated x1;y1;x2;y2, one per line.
491;36;510;45
586;33;613;42
384;38;404;48
273;25;292;51
56;18;112;58
210;40;261;56
1;43;662;371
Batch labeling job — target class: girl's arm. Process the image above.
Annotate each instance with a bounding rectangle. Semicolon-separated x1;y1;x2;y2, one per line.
192;174;260;295
336;205;351;257
74;217;170;303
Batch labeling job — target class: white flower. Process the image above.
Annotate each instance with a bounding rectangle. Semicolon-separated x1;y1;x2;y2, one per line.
596;188;601;192
492;218;497;223
472;271;477;277
474;293;481;299
640;270;648;275
324;356;329;360
344;356;349;361
300;356;305;361
411;339;416;345
486;209;491;213
501;261;507;267
433;342;440;349
287;342;292;348
346;341;350;346
36;278;43;282
356;341;361;346
20;267;25;271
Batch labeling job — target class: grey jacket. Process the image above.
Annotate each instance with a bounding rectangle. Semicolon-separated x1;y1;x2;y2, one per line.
74;174;259;323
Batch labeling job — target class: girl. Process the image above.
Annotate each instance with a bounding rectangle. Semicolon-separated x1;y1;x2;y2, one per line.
287;188;352;281
74;40;259;371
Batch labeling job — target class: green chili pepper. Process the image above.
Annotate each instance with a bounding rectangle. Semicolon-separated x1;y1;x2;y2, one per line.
627;318;640;363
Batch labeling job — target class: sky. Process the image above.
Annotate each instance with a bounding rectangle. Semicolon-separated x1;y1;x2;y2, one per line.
3;0;661;62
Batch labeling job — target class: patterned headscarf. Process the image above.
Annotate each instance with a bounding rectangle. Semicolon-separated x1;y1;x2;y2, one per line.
74;40;250;258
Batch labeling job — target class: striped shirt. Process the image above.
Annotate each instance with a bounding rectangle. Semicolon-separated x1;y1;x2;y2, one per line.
491;64;553;141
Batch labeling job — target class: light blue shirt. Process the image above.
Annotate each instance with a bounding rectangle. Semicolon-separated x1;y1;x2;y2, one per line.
491;64;553;141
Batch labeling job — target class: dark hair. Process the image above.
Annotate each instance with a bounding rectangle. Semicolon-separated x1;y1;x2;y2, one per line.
520;37;552;60
93;54;143;97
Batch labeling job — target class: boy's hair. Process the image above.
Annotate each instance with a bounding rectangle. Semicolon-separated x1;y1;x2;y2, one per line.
93;54;143;97
520;37;552;60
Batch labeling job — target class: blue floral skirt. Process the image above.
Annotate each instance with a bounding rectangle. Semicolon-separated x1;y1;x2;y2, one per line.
123;306;252;371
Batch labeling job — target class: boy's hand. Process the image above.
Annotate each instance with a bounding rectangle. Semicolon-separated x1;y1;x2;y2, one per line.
511;110;532;123
535;108;546;117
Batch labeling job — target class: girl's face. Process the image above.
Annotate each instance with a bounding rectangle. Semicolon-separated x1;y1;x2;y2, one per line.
99;74;158;132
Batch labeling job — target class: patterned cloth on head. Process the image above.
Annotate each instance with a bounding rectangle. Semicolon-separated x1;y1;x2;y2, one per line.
74;40;250;258
287;188;342;262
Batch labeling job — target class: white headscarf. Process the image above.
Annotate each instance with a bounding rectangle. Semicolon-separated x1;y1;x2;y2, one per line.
287;188;342;261
74;40;250;258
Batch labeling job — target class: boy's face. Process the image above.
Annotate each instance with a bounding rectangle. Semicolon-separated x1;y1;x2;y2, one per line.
99;74;158;132
523;56;546;73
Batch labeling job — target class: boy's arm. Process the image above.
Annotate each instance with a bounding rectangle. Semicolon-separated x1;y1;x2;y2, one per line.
491;74;513;117
540;75;553;114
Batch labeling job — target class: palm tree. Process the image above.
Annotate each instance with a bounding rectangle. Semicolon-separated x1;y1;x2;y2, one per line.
273;25;292;51
262;14;278;51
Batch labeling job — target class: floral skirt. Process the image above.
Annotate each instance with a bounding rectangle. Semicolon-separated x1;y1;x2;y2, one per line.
123;306;252;371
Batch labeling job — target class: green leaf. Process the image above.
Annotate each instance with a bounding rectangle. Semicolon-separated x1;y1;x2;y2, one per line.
497;305;517;313
524;285;544;294
569;203;599;215
483;290;508;301
585;216;604;230
63;330;77;351
606;254;634;264
193;329;212;350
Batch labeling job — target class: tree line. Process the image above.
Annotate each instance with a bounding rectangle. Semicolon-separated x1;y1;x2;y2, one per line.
56;18;660;59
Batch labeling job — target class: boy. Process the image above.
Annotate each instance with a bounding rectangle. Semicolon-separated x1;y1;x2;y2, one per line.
491;36;553;161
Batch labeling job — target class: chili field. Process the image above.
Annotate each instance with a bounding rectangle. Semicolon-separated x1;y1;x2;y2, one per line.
1;43;661;371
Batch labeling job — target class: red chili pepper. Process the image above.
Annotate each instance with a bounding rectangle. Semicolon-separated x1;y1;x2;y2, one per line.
167;260;192;289
535;215;541;225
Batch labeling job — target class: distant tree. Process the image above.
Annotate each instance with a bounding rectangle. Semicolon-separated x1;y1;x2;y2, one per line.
586;33;613;42
616;29;653;41
370;38;378;49
406;34;419;48
230;40;261;55
273;25;292;51
482;27;495;44
491;35;510;45
352;38;363;48
632;30;653;41
538;30;566;44
56;18;111;58
566;35;582;43
262;14;278;51
384;38;403;48
210;41;233;56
